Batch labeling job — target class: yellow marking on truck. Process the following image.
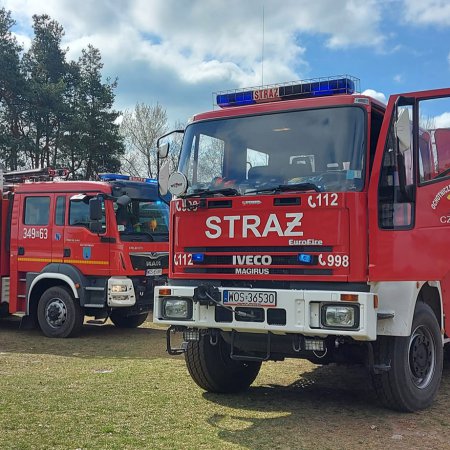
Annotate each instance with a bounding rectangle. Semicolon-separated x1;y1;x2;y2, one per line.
18;257;108;265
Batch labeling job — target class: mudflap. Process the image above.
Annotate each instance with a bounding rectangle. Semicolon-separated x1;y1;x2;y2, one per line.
20;314;38;330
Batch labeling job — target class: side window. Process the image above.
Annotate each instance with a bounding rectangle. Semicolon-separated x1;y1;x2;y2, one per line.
55;196;65;226
24;196;50;225
197;135;224;183
378;105;414;229
69;196;105;232
186;134;224;185
418;97;450;182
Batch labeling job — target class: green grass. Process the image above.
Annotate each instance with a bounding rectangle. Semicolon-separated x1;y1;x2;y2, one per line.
1;316;450;450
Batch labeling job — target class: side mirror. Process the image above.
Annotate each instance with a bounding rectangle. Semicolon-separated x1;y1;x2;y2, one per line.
158;142;169;159
89;198;102;221
116;194;131;207
159;160;169;196
395;108;411;154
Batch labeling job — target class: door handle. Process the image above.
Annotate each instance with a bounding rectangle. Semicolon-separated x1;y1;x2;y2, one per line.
63;248;71;257
18;247;25;255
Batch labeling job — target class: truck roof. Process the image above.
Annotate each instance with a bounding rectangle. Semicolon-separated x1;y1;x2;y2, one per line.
14;180;112;194
191;94;386;122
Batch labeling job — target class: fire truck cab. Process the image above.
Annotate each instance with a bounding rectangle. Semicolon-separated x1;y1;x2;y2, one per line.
155;76;450;411
0;169;169;337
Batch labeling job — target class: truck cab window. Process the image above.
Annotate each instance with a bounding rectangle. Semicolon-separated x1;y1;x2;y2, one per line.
418;97;450;182
69;196;105;232
24;196;50;225
55;196;65;226
378;105;414;229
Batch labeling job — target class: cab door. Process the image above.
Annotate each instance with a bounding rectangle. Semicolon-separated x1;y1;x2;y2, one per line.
368;88;450;329
17;194;53;272
62;194;111;277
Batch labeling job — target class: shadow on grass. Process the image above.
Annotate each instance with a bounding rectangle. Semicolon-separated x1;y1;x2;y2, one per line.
0;314;175;361
202;360;450;449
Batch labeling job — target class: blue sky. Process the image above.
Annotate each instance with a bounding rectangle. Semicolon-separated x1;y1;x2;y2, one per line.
3;0;450;125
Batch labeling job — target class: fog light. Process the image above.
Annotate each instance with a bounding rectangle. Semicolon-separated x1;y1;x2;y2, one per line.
304;338;324;351
112;295;129;301
321;304;358;329
162;298;192;320
111;284;128;293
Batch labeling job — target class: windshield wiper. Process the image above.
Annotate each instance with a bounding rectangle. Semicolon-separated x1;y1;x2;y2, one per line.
182;187;240;198
435;167;450;179
247;182;321;194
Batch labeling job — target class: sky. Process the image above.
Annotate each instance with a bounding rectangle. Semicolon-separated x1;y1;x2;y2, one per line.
3;0;450;126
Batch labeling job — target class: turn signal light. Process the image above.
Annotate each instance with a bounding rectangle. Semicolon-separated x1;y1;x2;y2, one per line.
340;293;358;302
159;288;172;296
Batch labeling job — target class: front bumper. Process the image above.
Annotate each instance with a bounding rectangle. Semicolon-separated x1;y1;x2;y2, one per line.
154;285;378;341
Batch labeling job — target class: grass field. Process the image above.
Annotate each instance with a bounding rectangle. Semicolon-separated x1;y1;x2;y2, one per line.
1;315;450;450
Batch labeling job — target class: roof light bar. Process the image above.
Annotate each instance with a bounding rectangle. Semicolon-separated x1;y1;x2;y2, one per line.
214;75;360;108
99;173;158;184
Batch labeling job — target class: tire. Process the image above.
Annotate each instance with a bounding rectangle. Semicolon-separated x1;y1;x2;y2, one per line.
109;311;148;328
185;333;262;393
37;286;84;338
372;302;443;412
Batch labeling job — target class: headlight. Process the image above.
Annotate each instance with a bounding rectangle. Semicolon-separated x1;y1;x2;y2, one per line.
162;297;193;320
321;304;359;329
111;284;128;293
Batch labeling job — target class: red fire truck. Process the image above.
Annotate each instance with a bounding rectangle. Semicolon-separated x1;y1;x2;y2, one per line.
0;168;169;337
154;75;450;411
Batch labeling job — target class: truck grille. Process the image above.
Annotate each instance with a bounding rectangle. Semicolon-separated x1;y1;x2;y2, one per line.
181;246;334;276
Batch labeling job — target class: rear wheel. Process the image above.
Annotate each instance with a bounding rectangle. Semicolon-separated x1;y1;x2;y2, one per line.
37;286;84;338
109;310;148;328
372;302;443;411
185;333;261;393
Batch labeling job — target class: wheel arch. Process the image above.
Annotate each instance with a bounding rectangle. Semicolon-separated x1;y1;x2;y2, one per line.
26;264;87;316
418;281;443;331
374;281;443;337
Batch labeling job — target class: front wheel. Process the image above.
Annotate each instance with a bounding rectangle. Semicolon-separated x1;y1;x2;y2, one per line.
185;333;261;393
109;311;148;328
37;286;84;338
372;302;443;412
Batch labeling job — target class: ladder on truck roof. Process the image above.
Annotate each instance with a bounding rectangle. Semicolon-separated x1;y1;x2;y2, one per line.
0;167;69;192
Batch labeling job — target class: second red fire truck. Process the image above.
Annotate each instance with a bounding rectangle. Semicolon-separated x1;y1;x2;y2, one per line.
154;75;450;411
0;169;169;337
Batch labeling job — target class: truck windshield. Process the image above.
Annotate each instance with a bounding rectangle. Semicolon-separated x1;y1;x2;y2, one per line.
115;200;169;242
178;106;366;194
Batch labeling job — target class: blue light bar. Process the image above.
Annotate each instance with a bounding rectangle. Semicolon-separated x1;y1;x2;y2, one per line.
192;253;205;263
298;253;314;265
215;75;359;108
99;173;158;184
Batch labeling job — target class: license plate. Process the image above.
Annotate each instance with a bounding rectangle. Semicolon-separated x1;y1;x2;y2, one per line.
146;268;162;276
223;290;277;307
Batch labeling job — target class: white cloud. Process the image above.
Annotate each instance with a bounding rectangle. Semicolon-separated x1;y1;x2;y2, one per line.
393;74;404;83
362;89;387;104
2;0;388;122
433;112;450;128
402;0;450;26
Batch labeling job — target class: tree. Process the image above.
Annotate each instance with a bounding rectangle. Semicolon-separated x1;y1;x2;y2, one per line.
73;45;124;179
21;14;69;169
0;7;26;170
120;103;168;178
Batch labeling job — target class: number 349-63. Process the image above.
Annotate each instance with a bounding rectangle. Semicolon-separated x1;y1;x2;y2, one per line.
23;228;48;239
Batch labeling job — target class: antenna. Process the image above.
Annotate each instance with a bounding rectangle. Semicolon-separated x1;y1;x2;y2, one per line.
261;5;265;85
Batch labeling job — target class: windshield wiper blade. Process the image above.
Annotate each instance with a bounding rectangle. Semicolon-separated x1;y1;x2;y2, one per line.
182;187;240;198
435;167;450;179
247;182;321;194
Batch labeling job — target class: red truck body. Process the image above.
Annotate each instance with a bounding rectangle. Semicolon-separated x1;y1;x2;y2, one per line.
0;171;169;337
155;76;450;411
